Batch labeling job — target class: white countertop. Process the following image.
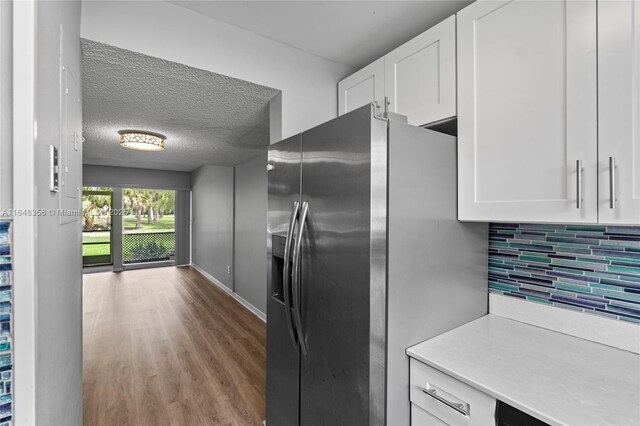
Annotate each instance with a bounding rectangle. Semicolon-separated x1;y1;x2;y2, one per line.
407;315;640;426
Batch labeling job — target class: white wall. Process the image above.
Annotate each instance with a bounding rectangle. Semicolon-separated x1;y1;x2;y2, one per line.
80;0;353;141
13;1;84;424
0;1;11;209
234;153;268;315
191;165;234;289
35;1;84;423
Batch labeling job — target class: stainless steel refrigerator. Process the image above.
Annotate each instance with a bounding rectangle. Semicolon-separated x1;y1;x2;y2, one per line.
266;104;488;426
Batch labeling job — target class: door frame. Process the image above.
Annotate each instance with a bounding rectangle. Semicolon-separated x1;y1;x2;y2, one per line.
82;189;114;266
12;1;37;423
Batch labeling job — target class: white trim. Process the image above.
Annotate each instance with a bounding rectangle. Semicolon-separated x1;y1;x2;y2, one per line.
12;1;37;423
490;293;640;354
191;263;266;323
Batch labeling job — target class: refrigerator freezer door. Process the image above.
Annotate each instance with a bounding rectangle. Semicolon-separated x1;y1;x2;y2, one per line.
267;134;302;426
298;105;388;425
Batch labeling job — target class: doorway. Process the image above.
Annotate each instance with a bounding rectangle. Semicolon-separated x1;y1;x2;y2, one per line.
122;188;176;265
82;188;113;267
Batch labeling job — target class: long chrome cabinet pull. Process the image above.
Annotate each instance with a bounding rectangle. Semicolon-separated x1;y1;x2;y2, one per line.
421;387;469;417
291;201;309;355
609;156;616;209
576;160;583;210
283;201;300;348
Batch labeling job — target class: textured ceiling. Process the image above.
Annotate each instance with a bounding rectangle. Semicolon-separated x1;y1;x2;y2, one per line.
168;0;473;69
81;39;279;172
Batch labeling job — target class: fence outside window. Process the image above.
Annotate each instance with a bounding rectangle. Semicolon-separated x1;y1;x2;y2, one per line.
122;231;176;264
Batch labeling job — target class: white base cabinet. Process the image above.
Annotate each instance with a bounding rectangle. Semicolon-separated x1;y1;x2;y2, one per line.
411;403;447;426
338;16;456;127
457;0;598;223
410;358;496;426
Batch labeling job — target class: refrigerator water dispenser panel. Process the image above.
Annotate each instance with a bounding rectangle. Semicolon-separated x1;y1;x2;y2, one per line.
271;235;286;304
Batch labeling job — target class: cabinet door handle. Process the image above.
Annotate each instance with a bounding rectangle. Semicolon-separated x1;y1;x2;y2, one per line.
576;160;583;210
421;386;469;417
609;156;616;209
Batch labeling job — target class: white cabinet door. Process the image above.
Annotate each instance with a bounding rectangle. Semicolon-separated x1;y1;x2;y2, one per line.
598;0;640;224
338;57;384;115
457;0;598;223
385;15;456;126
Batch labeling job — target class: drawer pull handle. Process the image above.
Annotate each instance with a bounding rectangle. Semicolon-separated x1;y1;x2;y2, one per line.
421;387;469;417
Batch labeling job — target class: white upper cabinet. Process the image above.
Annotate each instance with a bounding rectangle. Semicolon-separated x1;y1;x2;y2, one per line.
337;16;456;126
338;57;384;115
457;0;598;223
385;15;456;127
598;0;640;225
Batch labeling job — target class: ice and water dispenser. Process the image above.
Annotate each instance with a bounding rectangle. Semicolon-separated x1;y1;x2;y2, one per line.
271;235;287;305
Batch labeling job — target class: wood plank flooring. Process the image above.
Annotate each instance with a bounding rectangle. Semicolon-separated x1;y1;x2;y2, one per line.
83;266;266;426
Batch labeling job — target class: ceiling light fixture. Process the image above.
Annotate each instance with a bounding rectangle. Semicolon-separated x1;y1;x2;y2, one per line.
119;130;166;152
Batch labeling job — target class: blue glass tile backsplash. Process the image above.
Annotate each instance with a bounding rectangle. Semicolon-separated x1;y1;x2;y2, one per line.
488;223;640;323
0;221;11;426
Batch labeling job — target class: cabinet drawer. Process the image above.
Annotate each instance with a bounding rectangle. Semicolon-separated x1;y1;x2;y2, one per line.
410;358;496;426
412;403;448;426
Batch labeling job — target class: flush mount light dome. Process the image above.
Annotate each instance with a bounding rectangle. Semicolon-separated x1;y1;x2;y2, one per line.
119;130;166;151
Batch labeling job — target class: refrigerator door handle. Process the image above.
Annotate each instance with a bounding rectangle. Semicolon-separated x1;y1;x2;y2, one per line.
283;201;300;348
292;201;309;355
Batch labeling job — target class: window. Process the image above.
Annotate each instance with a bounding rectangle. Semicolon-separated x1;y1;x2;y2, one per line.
122;189;176;264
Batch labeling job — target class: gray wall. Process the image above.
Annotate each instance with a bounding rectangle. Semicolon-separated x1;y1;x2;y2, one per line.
191;165;234;289
234;154;268;314
34;1;83;424
83;164;191;190
175;190;192;266
269;92;282;144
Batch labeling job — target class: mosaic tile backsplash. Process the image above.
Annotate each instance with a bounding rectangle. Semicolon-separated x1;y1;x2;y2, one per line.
0;221;11;425
489;223;640;324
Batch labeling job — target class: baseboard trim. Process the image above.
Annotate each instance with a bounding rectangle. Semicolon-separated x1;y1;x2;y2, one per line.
191;263;266;323
490;293;639;354
123;260;175;271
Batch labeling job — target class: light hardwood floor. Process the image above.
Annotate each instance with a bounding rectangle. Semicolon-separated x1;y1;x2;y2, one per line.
83;266;266;426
